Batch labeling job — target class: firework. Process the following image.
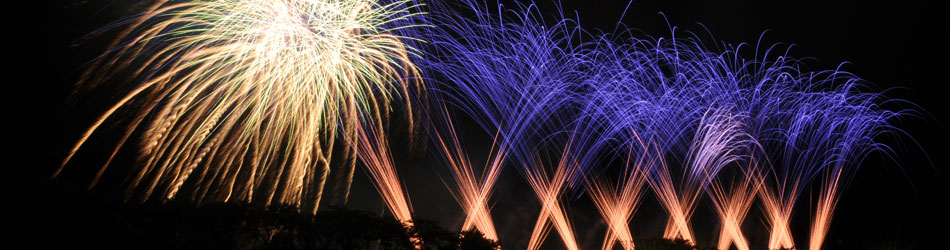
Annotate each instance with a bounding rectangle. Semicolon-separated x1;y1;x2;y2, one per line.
56;1;920;249
800;84;905;250
56;0;425;214
421;0;583;248
647;106;751;245
419;5;912;247
571;25;915;249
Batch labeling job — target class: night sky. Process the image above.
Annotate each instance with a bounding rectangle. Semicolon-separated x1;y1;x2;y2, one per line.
10;0;948;249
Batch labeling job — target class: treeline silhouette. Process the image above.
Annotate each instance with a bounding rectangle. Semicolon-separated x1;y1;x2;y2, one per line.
31;184;497;250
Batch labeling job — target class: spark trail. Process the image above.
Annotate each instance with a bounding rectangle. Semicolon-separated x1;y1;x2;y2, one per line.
524;142;581;250
355;117;416;228
573;64;656;250
707;161;762;250
584;135;652;250
432;106;507;241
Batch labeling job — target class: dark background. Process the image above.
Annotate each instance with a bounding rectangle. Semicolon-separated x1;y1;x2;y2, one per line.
9;0;947;249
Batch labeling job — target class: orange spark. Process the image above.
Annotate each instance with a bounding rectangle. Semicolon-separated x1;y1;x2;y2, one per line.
355;119;414;229
707;161;762;250
525;144;580;250
809;166;844;250
433;110;506;241
586;132;652;250
759;181;798;250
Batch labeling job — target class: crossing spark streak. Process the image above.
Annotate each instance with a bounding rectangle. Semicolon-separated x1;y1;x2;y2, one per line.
432;106;506;241
707;161;762;250
524;142;581;250
584;135;652;250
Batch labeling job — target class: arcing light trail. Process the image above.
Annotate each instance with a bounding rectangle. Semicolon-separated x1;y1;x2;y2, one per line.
59;1;918;249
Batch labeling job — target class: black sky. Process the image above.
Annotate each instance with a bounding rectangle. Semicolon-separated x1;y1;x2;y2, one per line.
10;0;948;249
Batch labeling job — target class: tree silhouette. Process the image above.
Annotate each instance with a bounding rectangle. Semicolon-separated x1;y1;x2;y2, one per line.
36;186;496;250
